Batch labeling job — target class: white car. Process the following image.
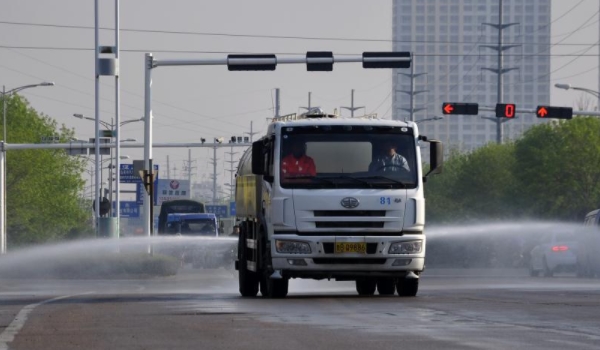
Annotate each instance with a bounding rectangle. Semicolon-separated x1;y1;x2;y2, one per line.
529;230;579;277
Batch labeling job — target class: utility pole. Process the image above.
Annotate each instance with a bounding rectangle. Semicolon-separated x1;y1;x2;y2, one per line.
598;4;600;111
481;0;519;144
166;155;170;179
300;92;320;113
396;54;427;122
225;146;238;199
244;121;259;143
210;142;219;204
340;89;365;117
275;88;281;118
183;149;197;184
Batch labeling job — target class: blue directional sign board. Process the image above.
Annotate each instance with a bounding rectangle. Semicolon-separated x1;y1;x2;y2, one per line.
229;201;236;217
112;201;140;218
136;182;158;206
120;164;159;184
206;205;228;219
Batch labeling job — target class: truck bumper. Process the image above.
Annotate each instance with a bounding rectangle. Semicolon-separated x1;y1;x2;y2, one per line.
270;234;425;280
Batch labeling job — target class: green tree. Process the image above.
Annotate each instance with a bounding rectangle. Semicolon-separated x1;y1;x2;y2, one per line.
425;142;517;223
2;94;92;246
514;117;600;220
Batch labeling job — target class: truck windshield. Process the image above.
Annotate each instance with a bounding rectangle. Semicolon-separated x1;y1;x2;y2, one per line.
280;126;417;189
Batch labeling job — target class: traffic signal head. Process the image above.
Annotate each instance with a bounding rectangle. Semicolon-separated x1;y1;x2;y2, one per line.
496;103;516;118
442;102;479;115
536;106;573;120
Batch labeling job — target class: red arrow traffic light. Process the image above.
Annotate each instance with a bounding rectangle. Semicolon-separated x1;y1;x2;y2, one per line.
537;107;548;117
536;106;572;119
442;102;478;115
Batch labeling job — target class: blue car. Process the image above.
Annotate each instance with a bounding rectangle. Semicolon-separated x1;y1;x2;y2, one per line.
165;213;219;237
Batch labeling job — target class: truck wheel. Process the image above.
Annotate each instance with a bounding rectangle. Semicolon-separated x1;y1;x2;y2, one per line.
355;279;376;296
262;276;289;298
376;278;396;295
238;229;259;297
396;278;418;297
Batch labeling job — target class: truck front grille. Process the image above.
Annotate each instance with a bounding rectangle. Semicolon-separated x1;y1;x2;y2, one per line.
312;258;386;265
315;221;385;229
313;210;386;217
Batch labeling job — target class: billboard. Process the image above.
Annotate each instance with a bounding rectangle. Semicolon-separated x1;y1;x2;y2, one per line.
155;179;191;206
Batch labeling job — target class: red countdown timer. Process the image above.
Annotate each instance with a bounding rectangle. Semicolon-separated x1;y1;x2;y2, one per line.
495;103;516;118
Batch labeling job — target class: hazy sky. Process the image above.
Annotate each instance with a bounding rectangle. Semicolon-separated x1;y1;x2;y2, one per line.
2;0;599;199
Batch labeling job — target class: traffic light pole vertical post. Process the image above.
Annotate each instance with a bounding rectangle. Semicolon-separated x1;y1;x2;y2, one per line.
143;53;154;237
495;3;504;145
114;0;121;238
1;87;5;253
0;143;4;254
94;0;101;236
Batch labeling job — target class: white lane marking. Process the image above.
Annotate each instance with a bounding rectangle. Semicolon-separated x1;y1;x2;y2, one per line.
0;292;93;350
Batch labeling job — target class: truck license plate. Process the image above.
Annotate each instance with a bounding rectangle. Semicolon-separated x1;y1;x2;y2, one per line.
335;242;366;254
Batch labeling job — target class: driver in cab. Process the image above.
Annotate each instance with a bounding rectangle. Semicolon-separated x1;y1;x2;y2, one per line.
281;138;316;178
369;140;410;174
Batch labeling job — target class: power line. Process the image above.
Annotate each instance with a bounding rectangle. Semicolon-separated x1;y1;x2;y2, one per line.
528;0;585;36
0;20;599;47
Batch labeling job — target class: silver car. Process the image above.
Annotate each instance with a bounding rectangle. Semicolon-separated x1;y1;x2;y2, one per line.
529;230;579;277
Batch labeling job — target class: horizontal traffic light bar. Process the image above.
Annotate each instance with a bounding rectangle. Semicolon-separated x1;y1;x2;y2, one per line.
443;103;576;120
442;102;479;115
225;52;412;71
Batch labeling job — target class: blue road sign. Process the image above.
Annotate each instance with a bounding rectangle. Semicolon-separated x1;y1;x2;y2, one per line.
112;201;140;218
229;201;236;217
206;205;228;219
136;182;158;206
120;164;159;184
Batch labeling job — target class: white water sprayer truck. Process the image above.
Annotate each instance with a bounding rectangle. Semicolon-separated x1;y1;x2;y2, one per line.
234;109;442;298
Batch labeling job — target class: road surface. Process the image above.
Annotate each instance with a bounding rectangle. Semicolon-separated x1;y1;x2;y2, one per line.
1;267;599;350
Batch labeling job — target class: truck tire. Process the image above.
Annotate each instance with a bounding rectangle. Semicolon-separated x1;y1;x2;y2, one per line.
396;278;418;297
377;278;396;295
262;277;289;298
238;229;259;297
355;279;376;296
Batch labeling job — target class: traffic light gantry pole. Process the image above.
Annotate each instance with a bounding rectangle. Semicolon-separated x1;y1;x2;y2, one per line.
142;51;412;237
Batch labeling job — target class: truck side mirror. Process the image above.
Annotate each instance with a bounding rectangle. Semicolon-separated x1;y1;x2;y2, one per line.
425;139;443;177
252;140;265;175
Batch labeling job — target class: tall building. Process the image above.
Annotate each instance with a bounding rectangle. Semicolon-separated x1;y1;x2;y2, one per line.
392;0;551;152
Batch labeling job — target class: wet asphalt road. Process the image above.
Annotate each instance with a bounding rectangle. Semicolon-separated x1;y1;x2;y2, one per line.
1;268;599;350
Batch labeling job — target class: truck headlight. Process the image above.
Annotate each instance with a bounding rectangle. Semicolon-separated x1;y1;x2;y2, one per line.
388;241;422;254
275;240;311;254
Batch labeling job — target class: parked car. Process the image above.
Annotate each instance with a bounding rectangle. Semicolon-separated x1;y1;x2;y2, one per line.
529;230;579;277
577;210;600;277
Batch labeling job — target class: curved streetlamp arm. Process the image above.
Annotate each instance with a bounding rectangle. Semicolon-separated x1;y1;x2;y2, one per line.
119;118;144;127
2;82;55;96
570;87;600;99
